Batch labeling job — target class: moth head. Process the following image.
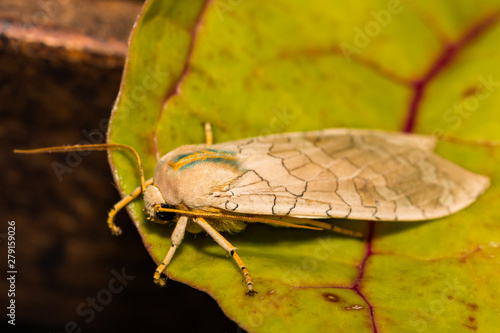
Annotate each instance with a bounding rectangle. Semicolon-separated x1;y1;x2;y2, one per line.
144;184;176;222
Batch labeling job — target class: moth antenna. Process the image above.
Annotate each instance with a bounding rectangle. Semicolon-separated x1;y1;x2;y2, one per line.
154;205;322;231
14;144;147;194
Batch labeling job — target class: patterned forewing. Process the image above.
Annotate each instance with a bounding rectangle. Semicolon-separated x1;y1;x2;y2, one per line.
208;129;489;221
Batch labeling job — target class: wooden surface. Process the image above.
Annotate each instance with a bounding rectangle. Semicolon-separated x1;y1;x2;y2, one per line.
0;1;238;332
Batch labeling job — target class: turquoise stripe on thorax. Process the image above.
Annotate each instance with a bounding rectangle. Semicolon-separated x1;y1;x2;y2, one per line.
171;149;240;171
171;149;235;163
178;157;240;171
172;152;193;162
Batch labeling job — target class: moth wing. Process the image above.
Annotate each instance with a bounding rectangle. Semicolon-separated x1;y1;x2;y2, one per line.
213;128;437;154
208;129;489;221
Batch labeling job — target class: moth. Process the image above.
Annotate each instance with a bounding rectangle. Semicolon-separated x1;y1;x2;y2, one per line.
16;124;490;296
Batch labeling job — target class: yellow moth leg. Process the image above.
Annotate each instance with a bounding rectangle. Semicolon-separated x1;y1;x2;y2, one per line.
330;225;363;238
154;216;188;287
204;122;213;145
300;219;363;238
439;135;499;151
107;178;154;235
194;217;257;296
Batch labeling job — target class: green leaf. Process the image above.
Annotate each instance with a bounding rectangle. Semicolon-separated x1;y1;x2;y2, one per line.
108;0;500;332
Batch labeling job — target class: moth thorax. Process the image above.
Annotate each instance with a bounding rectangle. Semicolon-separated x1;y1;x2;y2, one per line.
144;184;166;218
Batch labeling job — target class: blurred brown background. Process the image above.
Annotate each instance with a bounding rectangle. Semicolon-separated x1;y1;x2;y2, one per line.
1;1;239;332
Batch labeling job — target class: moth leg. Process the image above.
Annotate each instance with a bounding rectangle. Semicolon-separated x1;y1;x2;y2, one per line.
107;178;154;235
154;216;188;287
330;225;363;238
194;217;257;296
439;135;499;151
299;219;363;238
204;122;213;145
147;217;169;225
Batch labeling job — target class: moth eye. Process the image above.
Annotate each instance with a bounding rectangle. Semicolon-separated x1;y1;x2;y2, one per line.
156;203;176;221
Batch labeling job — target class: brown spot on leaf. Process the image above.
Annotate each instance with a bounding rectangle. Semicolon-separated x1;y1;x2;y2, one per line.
467;303;479;311
322;292;341;303
463;323;478;331
267;290;276;296
468;316;476;322
342;304;364;311
462;86;477;97
448;295;454;300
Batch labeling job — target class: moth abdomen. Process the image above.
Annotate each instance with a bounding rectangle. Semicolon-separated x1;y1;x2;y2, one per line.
207;218;247;233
